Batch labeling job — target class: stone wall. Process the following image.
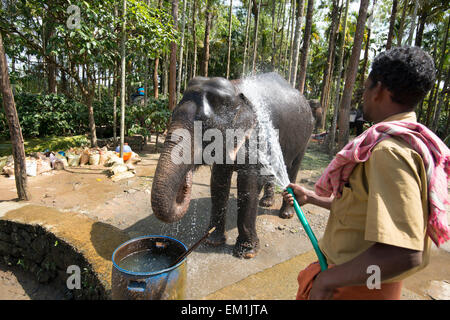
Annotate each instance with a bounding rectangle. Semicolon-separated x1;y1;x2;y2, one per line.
0;220;107;299
0;204;130;300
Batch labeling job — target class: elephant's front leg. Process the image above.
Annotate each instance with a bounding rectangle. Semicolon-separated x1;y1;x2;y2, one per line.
234;169;263;259
205;164;233;247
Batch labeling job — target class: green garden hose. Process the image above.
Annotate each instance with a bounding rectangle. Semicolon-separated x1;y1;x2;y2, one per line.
287;187;328;271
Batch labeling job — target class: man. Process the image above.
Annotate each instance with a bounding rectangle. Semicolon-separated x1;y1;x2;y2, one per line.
355;106;365;136
283;46;449;300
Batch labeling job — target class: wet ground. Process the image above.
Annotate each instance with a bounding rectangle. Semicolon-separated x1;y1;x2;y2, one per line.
0;137;449;300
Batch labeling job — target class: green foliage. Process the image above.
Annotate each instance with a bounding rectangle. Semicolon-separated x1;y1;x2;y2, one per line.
126;97;171;137
0;93;87;138
0;135;89;157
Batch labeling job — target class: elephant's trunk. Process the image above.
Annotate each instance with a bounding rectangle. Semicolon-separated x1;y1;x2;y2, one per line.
151;124;194;223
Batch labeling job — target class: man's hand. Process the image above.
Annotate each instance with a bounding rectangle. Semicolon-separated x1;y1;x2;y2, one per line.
282;183;312;206
283;183;333;210
307;243;423;300
309;270;336;300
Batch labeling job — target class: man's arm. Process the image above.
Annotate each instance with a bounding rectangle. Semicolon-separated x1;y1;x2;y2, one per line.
310;242;422;300
283;183;333;210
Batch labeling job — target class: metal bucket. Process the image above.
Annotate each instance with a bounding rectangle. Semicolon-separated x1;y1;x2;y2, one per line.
111;235;187;300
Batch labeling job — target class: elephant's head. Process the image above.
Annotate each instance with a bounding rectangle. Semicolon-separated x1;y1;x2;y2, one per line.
151;76;256;223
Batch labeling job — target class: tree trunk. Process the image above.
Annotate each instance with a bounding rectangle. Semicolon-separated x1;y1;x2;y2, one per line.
357;26;371;106
154;0;163;99
414;11;427;47
183;0;191;88
386;0;397;50
192;0;198;78
226;0;233;79
290;0;305;87
444;97;450;139
201;0;212;77
85;86;97;147
297;0;314;95
277;0;287;73
287;0;296;82
337;0;369;150
251;0;261;74
0;33;30;201
282;1;293;76
120;0;127;157
60;55;68;95
270;0;278;70
328;0;349;155
177;0;187;98
427;16;449;126
431;67;449;133
396;0;408;46
242;0;252;75
163;53;169;96
319;0;339;129
113;61;119;143
406;0;419;46
169;0;179;111
47;61;57;94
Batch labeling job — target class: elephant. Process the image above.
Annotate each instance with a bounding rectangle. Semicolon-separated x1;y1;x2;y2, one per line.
151;72;313;259
308;99;323;133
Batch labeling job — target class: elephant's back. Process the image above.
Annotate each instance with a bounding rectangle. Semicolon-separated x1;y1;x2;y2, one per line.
237;73;311;119
237;73;313;165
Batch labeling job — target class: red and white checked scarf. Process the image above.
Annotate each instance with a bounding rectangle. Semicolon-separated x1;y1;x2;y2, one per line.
315;121;450;247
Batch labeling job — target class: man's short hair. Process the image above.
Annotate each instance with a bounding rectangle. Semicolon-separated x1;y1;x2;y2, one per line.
368;46;436;108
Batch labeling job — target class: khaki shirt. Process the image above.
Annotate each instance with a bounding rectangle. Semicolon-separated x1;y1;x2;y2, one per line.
319;111;431;282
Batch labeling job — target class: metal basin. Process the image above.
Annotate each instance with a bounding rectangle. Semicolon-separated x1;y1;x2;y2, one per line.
111;235;187;300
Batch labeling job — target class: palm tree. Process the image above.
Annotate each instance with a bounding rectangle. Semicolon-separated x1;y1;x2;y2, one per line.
386;0;398;49
169;0;179;111
297;0;314;94
337;0;370;150
0;32;30;200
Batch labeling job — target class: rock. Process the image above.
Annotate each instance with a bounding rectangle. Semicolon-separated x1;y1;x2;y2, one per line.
427;280;450;300
108;163;128;176
0;240;12;254
0;231;11;243
111;171;135;182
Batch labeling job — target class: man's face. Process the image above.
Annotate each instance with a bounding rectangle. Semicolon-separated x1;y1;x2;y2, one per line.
362;77;376;123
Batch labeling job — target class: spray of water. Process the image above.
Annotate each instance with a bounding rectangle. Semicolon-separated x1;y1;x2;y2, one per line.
239;76;291;189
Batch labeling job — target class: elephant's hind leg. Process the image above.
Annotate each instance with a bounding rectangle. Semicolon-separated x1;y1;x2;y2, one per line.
279;151;305;219
259;182;275;208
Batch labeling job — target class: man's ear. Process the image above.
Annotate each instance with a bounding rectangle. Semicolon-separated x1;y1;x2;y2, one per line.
374;81;388;102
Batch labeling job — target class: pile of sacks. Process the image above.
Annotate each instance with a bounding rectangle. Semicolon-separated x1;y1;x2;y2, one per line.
1;152;57;177
0;147;141;181
66;146;141;181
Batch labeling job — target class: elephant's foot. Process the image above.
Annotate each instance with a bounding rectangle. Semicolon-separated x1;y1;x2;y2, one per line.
233;238;259;259
205;229;226;247
259;194;275;208
279;206;295;219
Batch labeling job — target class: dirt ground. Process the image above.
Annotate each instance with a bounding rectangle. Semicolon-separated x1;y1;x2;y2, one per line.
0;137;449;300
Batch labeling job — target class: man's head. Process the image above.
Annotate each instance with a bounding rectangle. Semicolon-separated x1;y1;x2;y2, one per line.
362;46;435;123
